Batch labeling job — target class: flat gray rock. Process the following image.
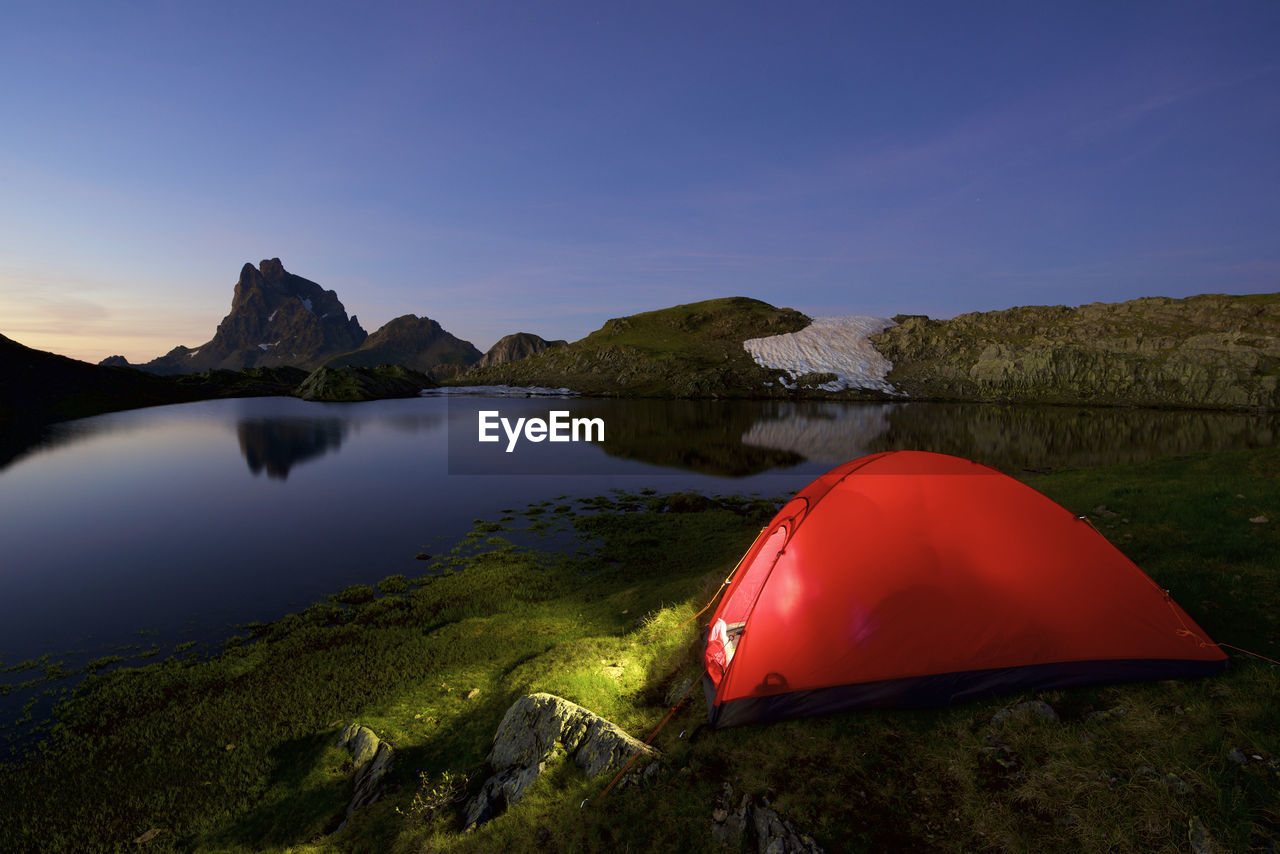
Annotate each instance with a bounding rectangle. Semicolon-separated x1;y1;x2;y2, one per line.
464;693;653;829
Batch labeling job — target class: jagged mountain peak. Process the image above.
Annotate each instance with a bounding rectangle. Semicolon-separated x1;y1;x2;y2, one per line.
139;259;367;374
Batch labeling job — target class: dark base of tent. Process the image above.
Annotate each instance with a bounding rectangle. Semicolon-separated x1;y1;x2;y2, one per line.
703;657;1228;728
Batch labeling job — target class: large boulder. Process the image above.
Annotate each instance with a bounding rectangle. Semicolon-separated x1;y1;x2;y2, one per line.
463;693;654;829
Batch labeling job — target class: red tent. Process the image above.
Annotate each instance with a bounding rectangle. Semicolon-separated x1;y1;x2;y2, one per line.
703;451;1227;727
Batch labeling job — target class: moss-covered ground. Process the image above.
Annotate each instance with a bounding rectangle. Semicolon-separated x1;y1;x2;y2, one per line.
0;449;1277;853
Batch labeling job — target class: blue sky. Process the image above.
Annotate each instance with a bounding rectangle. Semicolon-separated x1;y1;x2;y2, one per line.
1;1;1277;361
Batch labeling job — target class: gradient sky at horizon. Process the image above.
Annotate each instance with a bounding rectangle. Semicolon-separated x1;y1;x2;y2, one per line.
2;1;1277;362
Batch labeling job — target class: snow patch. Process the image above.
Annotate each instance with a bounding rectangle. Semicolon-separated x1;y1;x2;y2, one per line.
743;316;903;394
298;297;313;313
268;310;278;322
742;402;899;462
258;343;270;351
188;349;200;357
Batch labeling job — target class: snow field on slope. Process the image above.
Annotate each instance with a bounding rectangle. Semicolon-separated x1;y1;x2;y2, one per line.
743;316;902;394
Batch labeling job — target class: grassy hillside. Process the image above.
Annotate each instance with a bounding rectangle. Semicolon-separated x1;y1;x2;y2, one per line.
462;297;811;397
2;450;1277;853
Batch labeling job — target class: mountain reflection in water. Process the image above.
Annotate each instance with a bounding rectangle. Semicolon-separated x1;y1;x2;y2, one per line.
236;419;346;479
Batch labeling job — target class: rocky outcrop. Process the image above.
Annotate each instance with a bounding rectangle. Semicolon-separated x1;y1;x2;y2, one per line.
871;293;1280;410
711;783;825;853
294;365;435;402
463;693;654;829
475;332;566;368
337;724;394;830
98;355;131;368
326;314;481;377
138;259;367;374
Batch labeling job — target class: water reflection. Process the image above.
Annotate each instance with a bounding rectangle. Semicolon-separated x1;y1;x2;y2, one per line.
739;401;1278;473
236;418;346;479
596;400;806;476
5;398;1277;481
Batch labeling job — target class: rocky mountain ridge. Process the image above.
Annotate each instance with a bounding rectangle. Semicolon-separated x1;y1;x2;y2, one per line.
113;260;483;377
325;314;481;377
135;259;368;374
871;292;1280;410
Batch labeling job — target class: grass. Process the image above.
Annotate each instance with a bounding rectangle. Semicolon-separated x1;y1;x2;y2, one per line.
0;448;1277;853
460;297;812;396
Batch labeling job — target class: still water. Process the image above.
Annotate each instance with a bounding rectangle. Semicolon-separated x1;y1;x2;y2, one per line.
0;395;1275;703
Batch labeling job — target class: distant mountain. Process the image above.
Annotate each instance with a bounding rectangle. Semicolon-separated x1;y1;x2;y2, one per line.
324;314;481;377
475;332;567;368
463;297;811;396
136;259;367;374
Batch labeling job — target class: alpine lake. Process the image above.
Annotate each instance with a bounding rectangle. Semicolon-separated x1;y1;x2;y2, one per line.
1;394;1277;743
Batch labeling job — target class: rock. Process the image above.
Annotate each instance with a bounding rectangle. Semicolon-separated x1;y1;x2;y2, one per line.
463;693;654;829
1084;706;1127;722
99;355;131;368
137;258;368;375
710;784;825;853
1188;816;1220;854
711;783;751;848
467;688;481;700
991;700;1059;724
325;314;482;376
979;735;1019;772
475;332;567;368
337;724;395;830
132;828;163;844
871;292;1280;411
1228;747;1249;765
1164;772;1193;796
1250;515;1269;524
753;799;825;854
